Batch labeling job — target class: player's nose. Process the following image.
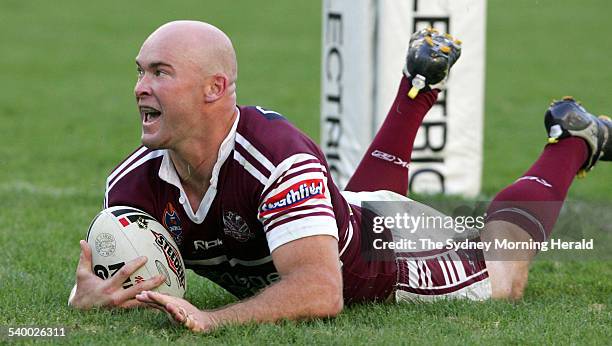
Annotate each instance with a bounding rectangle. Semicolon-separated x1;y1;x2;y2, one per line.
134;76;152;99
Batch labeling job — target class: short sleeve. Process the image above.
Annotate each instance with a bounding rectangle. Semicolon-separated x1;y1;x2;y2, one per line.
258;153;339;252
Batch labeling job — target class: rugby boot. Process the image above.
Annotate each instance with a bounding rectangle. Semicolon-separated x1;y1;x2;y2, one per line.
403;27;462;99
545;96;612;176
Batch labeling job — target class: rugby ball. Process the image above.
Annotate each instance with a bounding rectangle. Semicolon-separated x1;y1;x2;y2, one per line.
85;206;186;298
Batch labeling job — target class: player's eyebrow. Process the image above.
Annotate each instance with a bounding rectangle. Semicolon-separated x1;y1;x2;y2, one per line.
135;60;174;70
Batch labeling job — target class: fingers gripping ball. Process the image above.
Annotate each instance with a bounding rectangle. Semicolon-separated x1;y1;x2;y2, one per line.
86;206;187;298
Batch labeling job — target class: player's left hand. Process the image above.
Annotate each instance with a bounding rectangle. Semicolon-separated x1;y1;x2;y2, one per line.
136;291;218;333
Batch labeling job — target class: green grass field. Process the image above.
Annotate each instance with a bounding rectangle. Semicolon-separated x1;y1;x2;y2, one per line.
1;0;610;344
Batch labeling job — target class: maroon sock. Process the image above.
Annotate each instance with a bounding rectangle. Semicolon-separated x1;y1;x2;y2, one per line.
486;137;588;241
345;76;438;194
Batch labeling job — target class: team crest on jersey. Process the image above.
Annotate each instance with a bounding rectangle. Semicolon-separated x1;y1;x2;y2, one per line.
223;211;254;242
259;179;326;217
163;202;183;245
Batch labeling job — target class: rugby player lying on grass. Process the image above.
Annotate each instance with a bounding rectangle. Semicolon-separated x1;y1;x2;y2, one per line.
68;21;612;332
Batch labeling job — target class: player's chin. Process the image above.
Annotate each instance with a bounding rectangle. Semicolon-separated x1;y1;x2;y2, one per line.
141;131;164;149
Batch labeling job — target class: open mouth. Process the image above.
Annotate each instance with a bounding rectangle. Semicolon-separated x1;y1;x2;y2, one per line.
139;106;162;123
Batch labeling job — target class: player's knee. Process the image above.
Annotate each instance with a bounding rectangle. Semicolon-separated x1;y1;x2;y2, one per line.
326;295;344;317
492;278;526;300
488;261;529;300
509;277;528;300
321;283;344;317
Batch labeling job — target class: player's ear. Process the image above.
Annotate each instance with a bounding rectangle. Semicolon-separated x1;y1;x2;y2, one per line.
204;74;228;102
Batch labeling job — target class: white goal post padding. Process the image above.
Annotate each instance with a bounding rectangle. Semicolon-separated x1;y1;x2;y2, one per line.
321;0;486;197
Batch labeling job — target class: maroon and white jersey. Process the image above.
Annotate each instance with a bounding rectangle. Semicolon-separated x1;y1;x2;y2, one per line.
104;106;396;303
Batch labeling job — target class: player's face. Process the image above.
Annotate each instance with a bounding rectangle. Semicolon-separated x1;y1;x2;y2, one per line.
134;39;205;150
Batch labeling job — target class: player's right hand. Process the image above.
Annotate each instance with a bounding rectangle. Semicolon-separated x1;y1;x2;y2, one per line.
68;240;166;310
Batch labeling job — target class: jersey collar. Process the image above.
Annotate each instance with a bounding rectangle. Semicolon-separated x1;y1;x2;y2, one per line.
158;107;240;224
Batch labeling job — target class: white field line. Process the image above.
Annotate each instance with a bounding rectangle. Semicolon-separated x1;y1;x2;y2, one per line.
0;180;99;198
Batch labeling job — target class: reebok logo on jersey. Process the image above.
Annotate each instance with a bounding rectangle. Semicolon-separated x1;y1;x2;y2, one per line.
260;179;325;216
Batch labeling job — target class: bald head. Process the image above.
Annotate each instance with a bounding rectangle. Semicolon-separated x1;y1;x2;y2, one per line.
140;20;237;83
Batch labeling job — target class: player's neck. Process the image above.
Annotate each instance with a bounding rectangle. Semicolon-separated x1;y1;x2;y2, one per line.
169;107;237;203
169;149;213;213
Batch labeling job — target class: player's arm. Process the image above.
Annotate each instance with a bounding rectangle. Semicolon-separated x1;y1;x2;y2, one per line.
136;234;343;332
208;153;344;322
213;234;343;318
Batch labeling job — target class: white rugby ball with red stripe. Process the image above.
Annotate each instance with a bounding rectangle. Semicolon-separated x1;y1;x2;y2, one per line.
85;206;186;298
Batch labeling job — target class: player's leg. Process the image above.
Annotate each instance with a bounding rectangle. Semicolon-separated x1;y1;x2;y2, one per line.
397;132;584;301
482;98;612;299
345;29;461;195
343;77;438;195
